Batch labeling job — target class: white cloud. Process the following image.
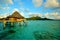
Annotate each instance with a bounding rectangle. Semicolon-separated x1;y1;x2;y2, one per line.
44;12;60;19
32;0;43;7
20;12;25;17
44;13;49;17
2;7;10;10
0;5;10;10
29;12;42;17
13;8;19;12
0;14;3;18
57;16;60;19
28;12;60;19
45;0;60;8
32;0;60;8
0;0;13;4
6;0;13;4
43;0;60;14
0;13;10;18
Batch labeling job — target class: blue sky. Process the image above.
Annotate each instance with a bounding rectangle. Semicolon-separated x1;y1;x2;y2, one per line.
0;0;60;19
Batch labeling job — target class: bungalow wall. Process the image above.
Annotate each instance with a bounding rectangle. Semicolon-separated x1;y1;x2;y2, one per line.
9;18;17;22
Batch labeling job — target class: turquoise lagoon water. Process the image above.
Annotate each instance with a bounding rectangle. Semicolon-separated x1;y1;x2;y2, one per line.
0;20;60;40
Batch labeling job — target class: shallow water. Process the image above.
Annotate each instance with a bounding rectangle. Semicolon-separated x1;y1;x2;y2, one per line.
0;20;60;40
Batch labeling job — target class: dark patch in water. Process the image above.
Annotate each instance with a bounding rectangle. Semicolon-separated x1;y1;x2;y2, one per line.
33;31;60;40
0;32;10;40
0;30;16;40
8;30;16;33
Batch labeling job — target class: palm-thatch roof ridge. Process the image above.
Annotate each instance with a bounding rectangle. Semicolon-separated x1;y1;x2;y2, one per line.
7;11;24;19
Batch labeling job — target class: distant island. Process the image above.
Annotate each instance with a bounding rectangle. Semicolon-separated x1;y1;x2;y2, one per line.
26;16;53;20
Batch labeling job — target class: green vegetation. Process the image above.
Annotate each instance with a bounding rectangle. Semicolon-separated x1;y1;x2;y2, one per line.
26;16;52;20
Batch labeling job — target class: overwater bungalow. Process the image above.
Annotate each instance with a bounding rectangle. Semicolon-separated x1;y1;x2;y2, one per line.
7;11;25;22
0;11;26;28
0;11;25;22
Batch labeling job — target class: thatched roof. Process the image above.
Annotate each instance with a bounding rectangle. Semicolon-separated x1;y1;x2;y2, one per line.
7;11;24;19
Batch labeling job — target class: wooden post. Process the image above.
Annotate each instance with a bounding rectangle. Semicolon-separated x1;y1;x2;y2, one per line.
3;20;6;28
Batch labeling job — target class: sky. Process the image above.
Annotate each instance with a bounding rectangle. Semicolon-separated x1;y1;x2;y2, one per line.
0;0;60;19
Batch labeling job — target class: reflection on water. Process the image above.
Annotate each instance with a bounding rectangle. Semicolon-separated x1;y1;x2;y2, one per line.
0;20;60;40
